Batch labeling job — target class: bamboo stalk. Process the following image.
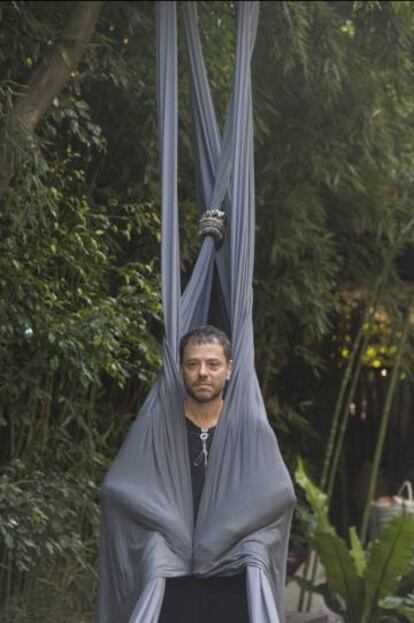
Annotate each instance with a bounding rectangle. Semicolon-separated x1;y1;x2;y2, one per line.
9;404;15;460
298;305;365;609
40;371;54;455
359;291;414;545
300;286;383;611
6;549;13;607
302;331;369;610
0;550;6;597
326;319;372;497
261;347;274;404
300;227;414;611
321;311;366;490
322;218;414;493
20;392;36;459
322;247;400;492
299;304;374;611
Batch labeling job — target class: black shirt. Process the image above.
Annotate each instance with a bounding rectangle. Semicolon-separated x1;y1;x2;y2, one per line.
185;416;216;521
158;418;249;623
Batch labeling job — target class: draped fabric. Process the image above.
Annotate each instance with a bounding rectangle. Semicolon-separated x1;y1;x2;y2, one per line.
97;2;296;622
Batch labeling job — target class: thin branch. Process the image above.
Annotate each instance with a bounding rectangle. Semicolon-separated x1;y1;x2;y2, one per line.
0;1;104;194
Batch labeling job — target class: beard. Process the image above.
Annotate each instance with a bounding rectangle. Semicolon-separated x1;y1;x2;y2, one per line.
184;381;225;403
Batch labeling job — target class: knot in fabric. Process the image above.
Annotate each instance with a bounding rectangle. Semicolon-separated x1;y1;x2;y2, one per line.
198;209;226;247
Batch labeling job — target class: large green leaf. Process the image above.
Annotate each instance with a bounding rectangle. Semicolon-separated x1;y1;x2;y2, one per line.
363;517;414;623
349;526;366;578
380;595;414;623
313;531;364;623
295;457;333;534
393;605;414;623
293;577;346;617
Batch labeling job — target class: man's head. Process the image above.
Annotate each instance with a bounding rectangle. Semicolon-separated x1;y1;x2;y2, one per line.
179;326;232;404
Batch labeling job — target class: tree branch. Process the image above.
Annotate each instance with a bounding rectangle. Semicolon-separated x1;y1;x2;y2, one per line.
0;1;104;194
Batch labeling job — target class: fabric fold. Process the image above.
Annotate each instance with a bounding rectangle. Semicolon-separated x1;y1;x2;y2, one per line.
98;3;296;622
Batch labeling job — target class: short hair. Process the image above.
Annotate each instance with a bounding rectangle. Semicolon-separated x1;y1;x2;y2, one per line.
179;325;231;363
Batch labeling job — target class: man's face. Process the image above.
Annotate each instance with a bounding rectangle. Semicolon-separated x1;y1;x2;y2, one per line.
181;339;232;404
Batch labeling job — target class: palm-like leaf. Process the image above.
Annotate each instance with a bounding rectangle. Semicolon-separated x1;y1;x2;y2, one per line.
349;527;366;578
380;595;414;623
295;457;332;534
363;517;414;623
313;531;364;623
293;577;346;617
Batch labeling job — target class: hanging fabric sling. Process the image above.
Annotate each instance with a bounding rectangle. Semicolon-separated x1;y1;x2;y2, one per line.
98;2;296;622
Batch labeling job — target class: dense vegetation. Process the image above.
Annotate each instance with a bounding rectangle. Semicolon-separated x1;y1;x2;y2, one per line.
1;1;413;620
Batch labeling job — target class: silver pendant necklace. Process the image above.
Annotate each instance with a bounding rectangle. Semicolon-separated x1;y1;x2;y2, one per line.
194;427;210;468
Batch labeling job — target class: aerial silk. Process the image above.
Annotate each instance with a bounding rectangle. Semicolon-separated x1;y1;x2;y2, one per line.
97;2;296;622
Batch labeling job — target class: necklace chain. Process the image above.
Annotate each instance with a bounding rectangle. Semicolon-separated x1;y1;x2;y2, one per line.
190;426;214;468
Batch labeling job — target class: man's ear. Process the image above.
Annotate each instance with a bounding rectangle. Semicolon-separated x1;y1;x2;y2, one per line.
227;359;233;380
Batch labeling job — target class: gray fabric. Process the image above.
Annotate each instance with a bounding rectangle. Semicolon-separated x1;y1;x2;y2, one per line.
97;2;296;622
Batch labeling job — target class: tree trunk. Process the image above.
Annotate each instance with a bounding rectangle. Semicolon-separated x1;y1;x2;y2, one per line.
0;1;103;195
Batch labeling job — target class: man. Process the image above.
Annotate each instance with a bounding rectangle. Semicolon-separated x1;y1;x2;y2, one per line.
159;325;250;623
99;320;295;623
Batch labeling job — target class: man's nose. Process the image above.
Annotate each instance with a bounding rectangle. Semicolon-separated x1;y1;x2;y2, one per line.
198;363;208;377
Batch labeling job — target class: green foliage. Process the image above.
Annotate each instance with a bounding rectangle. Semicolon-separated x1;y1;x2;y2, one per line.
295;457;332;534
380;595;414;623
2;0;414;619
0;459;98;621
0;459;98;574
295;460;414;623
364;519;414;622
0;2;164;617
313;531;364;621
349;526;366;578
252;1;414;456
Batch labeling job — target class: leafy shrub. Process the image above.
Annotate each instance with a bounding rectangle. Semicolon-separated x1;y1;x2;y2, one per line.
0;459;99;618
295;459;414;623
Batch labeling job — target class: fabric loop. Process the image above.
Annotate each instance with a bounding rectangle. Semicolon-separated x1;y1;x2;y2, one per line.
98;4;296;623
